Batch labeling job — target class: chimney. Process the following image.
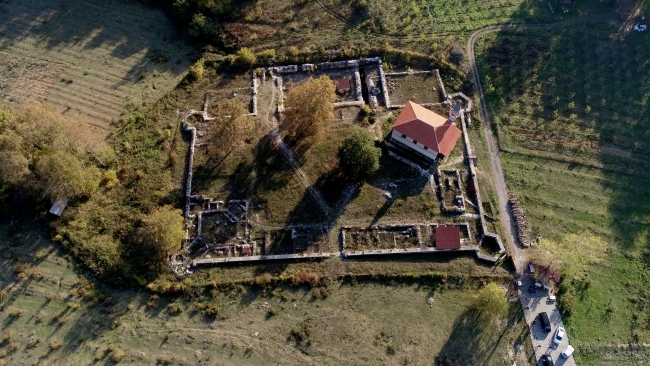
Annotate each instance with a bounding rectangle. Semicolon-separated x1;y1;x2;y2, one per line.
449;101;462;122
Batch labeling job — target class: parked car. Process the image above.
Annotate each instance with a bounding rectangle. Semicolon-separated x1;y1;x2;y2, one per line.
541;354;554;366
553;327;565;345
561;345;575;358
528;264;535;273
538;312;551;333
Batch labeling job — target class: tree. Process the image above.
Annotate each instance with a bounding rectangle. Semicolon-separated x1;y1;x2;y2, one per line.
0;151;30;187
235;47;256;69
282;76;336;143
471;282;507;320
338;130;381;181
209;99;255;158
137;206;185;254
0;104;14;132
189;13;214;38
531;231;607;280
34;151;101;200
0;103;112;201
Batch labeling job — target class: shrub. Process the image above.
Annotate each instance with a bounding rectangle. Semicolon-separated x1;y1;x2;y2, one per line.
235;48;256;69
26;337;40;349
167;302;183;315
258;49;276;60
267;307;277;317
49;339;63;350
386;344;396;355
102;170;119;188
8;308;23;317
288;319;312;347
188;61;204;81
311;286;330;299
108;346;126;363
558;292;576;317
360;104;371;116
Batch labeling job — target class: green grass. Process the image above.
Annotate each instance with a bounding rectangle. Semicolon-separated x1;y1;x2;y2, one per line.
501;153;650;363
291;0;591;37
476;17;650;363
476;22;650;176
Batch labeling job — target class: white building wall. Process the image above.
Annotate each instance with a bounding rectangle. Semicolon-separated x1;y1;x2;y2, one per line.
390;130;439;160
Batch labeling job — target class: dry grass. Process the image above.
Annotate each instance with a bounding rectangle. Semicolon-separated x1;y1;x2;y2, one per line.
0;222;535;365
0;0;194;133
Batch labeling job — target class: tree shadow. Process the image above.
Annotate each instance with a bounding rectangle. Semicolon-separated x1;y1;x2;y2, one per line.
0;0;195;88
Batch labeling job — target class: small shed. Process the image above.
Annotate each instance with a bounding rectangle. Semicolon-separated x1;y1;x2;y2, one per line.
336;77;351;94
48;199;68;217
241;245;251;256
435;226;461;250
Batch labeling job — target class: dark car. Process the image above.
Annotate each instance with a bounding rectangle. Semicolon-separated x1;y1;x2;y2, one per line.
538;312;551;333
540;354;554;366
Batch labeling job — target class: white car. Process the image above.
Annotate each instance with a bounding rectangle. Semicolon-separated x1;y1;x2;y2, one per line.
561;345;575;358
553;327;565;346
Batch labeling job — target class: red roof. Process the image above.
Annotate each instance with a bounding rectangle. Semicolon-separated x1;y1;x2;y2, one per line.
436;226;461;250
392;101;462;158
336;77;351;92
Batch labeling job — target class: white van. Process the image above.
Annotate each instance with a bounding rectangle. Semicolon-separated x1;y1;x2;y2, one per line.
561;345;575;358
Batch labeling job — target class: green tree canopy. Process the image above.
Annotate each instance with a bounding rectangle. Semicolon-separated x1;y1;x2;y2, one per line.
471;282;507;320
137;206;185;254
35;150;101;200
282;76;336;143
0;103;109;200
338;130;381;181
234;47;256;69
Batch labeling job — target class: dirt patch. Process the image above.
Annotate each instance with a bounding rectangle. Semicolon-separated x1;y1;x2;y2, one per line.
385;73;443;106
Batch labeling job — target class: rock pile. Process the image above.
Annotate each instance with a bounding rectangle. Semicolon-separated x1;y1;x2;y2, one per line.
508;193;529;247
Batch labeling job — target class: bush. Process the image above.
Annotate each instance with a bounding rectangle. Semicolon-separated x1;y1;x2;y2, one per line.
8;308;23;318
558;292;576;317
188;61;204;81
360;104;371;116
102;169;119;188
49;339;63;351
258;49;276;60
267;307;277;317
108;346;126;363
235;48;256;69
167;302;183;315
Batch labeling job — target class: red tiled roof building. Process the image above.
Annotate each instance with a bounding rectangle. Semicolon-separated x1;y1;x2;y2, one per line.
435;226;461;250
390;101;462;160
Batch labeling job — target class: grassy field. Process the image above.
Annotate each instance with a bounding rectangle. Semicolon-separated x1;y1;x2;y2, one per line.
476;22;650;176
0;0;194;132
0;222;533;366
476;17;650;364
234;0;604;52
